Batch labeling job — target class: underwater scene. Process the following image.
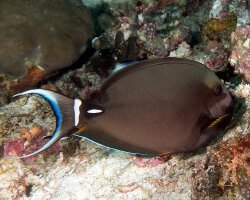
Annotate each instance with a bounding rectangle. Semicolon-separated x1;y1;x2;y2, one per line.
0;0;249;199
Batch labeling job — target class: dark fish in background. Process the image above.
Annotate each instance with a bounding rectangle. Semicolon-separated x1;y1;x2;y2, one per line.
13;58;234;158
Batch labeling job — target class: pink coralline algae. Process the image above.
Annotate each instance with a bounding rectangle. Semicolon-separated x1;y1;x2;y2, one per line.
4;138;25;157
22;130;62;162
164;27;191;52
4;128;61;162
135;155;170;167
137;22;167;57
204;54;229;72
169;41;191;58
229;27;250;82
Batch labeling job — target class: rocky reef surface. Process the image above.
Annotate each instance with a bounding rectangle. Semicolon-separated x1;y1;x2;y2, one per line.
0;0;249;199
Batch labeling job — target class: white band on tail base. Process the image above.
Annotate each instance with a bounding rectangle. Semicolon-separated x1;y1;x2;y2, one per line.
74;99;82;126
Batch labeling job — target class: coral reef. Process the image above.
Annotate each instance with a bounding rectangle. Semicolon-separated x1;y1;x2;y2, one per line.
0;0;93;77
0;0;249;199
230;28;250;83
90;31;139;76
203;14;237;40
228;0;250;83
89;0;204;60
0;0;94;106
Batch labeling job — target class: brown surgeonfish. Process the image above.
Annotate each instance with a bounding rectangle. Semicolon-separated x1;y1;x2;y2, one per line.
14;58;233;158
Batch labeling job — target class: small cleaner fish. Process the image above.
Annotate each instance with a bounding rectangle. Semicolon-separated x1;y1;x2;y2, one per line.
14;58;233;158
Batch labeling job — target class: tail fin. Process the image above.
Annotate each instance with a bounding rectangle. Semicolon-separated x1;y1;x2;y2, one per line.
13;89;82;158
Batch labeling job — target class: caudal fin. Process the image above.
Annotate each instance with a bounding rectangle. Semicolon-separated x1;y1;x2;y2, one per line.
13;89;82;158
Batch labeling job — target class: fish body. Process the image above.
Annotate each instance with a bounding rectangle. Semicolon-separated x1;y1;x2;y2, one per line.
14;58;233;158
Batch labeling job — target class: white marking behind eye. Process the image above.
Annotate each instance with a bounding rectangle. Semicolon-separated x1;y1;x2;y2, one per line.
74;99;82;126
87;109;103;114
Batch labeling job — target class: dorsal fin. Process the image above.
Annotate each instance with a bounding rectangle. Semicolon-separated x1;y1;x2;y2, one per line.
111;61;137;75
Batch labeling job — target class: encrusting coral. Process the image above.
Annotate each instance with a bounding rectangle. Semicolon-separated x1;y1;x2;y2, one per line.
0;0;93;77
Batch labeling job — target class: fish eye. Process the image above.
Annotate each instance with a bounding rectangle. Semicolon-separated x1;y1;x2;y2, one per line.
213;84;223;95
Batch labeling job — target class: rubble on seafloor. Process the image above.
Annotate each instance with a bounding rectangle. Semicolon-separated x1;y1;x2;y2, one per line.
0;0;249;199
